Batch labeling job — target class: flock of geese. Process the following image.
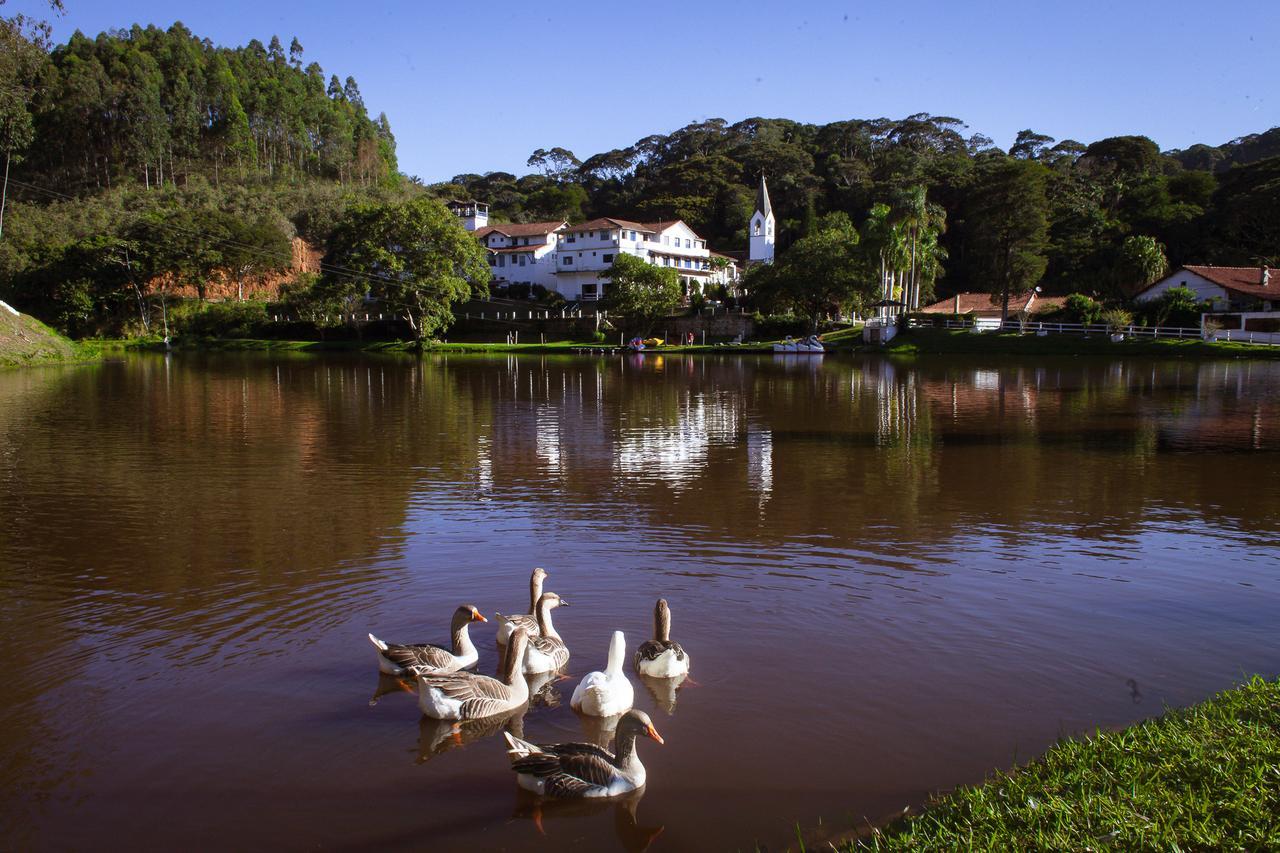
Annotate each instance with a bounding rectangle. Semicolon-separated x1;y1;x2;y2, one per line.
368;567;691;800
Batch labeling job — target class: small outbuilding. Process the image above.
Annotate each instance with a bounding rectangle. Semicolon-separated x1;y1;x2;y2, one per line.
1134;265;1276;311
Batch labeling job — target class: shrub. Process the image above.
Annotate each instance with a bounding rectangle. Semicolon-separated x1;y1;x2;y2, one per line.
1064;293;1103;325
173;300;269;338
1101;308;1133;333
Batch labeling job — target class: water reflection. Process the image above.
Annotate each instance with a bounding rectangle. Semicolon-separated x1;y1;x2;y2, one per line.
638;673;688;715
2;353;1279;851
416;703;528;764
510;786;663;853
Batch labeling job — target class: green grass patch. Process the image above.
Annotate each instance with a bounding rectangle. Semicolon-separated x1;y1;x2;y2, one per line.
0;307;95;368
843;676;1280;850
885;328;1280;359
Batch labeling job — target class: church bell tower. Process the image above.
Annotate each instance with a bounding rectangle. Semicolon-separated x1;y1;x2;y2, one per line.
749;174;775;264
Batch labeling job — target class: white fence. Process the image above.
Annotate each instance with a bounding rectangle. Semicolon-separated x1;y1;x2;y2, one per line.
908;317;1206;340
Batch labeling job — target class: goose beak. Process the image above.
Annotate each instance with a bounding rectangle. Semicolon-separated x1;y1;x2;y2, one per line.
472;611;488;622
646;724;665;745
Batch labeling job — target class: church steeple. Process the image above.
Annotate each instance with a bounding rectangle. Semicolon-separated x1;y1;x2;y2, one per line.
749;174;775;264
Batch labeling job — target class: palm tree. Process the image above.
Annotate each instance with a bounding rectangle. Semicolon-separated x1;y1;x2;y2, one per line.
889;185;947;310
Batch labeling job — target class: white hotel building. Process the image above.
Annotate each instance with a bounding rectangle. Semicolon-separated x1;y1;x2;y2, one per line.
454;204;743;303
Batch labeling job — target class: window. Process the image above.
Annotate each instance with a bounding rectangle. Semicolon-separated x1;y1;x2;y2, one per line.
587;231;594;238
519;255;527;266
685;238;691;248
630;231;637;240
488;256;496;266
567;235;576;243
753;219;761;236
499;256;506;267
563;256;573;265
583;283;597;295
603;254;614;263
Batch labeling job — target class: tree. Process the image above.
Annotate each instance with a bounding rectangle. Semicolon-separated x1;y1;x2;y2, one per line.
601;252;681;334
965;158;1050;319
526;147;581;183
1110;235;1168;298
319;197;490;342
0;2;56;238
750;212;866;328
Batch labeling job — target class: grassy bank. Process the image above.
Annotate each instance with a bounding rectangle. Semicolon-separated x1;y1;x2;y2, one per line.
839;677;1280;850
883;328;1280;359
104;335;785;355
0;305;95;368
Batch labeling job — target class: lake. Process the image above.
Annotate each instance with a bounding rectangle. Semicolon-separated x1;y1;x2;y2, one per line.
1;351;1278;851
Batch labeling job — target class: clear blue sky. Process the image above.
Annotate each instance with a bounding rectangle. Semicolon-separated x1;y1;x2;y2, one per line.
16;0;1279;182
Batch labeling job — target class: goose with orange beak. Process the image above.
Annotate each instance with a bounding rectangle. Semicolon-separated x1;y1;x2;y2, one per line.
503;709;664;798
368;604;488;676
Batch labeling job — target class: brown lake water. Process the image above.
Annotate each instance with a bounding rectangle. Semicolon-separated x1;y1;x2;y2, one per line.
1;351;1278;851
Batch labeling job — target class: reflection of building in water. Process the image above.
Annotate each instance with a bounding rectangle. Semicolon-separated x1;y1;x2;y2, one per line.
614;390;741;487
745;424;773;505
534;404;562;473
476;435;494;493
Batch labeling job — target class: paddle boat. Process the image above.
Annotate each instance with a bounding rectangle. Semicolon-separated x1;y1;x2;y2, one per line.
772;334;825;354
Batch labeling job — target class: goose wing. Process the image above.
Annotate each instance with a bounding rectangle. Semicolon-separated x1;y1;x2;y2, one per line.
420;672;515;719
530;635;570;668
511;745;620;797
635;639;686;662
383;642;454;672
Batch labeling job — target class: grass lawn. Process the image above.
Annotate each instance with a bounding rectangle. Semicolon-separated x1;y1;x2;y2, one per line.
842;677;1280;850
883;328;1280;359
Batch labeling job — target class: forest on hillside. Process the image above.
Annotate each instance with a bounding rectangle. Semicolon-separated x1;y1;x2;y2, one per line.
1;8;1277;337
439;118;1280;301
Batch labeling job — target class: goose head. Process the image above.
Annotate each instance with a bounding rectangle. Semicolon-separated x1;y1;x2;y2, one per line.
618;709;664;745
652;599;671;642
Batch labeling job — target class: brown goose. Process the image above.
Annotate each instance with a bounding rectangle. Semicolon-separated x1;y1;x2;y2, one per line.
368;604;487;676
416;628;531;720
496;567;548;645
503;709;664;798
516;592;570;674
633;599;690;678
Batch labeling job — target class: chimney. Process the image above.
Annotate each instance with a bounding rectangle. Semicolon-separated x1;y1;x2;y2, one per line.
953;294;960;314
1263;266;1270;287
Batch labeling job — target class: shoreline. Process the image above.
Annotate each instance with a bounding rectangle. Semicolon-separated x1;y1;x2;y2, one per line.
93;327;1280;360
829;676;1280;850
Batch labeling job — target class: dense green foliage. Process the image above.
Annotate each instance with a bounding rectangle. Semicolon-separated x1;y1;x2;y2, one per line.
747;212;863;325
602;252;682;334
440;117;1280;301
0;14;422;337
847;676;1280;850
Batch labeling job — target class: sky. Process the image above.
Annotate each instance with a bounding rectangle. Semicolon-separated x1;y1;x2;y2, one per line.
14;0;1279;182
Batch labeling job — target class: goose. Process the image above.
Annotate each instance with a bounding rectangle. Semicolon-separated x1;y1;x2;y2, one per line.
514;592;570;674
368;604;487;676
416;628;531;720
503;709;664;798
496;567;548;645
570;631;634;717
633;599;690;678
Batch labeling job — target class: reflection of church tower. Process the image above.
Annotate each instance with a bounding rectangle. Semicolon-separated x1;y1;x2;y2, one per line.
749;174;775;264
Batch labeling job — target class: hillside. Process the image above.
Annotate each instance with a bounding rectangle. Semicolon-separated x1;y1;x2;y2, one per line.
0;301;83;367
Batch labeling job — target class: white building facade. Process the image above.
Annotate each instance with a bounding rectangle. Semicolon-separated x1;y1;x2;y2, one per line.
458;210;739;304
473;221;567;292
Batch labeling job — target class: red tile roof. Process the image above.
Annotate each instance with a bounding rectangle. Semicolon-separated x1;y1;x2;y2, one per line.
920;292;1066;315
474;221;566;239
489;245;549;254
1179;265;1274;299
564;217;655;233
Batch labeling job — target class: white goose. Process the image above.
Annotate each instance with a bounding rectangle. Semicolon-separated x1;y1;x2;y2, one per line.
368;604;487;676
570;631;634;717
496;567;548;646
516;592;570;674
416;628;531;720
633;599;690;678
503;709;664;798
